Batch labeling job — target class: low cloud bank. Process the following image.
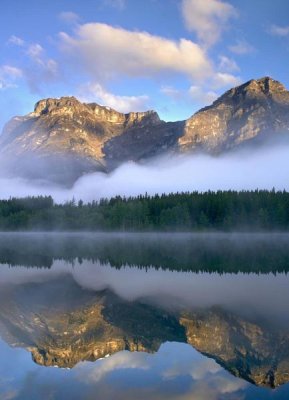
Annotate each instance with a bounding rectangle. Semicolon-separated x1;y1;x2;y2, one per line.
0;143;289;203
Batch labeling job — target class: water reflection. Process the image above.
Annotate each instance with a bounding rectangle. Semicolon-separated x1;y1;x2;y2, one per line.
0;339;251;400
1;231;289;273
0;233;289;399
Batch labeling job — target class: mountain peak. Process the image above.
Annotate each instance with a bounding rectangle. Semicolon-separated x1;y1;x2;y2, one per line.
238;76;286;95
180;76;289;152
32;96;161;126
219;76;288;104
33;96;83;116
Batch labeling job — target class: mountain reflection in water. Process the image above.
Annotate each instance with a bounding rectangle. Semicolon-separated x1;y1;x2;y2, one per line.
0;233;289;400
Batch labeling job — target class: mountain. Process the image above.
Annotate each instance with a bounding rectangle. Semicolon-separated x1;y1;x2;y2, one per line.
0;97;183;183
0;76;289;183
180;76;289;151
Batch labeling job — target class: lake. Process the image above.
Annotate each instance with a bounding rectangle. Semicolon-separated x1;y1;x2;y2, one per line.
0;232;289;399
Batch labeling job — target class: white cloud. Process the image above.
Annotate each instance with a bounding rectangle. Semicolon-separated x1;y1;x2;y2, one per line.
188;85;218;104
3;143;289;203
269;24;289;37
218;56;239;72
26;44;58;77
0;82;16;90
0;65;23;79
58;11;80;24
77;351;149;383
27;43;44;62
25;43;59;92
79;83;150;113
181;0;237;46
161;86;183;100
59;23;212;81
228;40;254;55
4;39;58;92
163;355;221;380
0;65;23;90
161;85;217;107
212;72;241;89
7;35;25;47
161;72;240;105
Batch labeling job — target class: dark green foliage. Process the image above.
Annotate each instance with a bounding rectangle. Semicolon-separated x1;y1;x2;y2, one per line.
0;190;289;231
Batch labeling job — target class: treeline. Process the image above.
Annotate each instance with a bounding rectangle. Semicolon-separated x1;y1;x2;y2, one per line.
1;190;289;230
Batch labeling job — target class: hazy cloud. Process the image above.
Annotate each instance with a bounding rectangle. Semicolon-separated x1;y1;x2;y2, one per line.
160;85;183;100
1;40;60;93
59;23;212;81
58;11;80;24
26;44;58;76
269;24;289;37
161;84;217;107
161;65;239;106
79;82;150;113
228;40;254;55
0;65;23;79
7;35;25;47
1;142;289;203
27;43;44;62
218;56;239;72
188;85;218;104
25;43;59;92
212;72;241;89
79;351;149;383
2;258;289;325
181;0;237;46
0;65;23;90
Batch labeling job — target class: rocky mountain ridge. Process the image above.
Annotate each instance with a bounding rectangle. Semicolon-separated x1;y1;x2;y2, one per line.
180;76;289;151
0;76;289;183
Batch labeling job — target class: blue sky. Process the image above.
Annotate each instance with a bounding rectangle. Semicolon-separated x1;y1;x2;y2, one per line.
0;0;289;130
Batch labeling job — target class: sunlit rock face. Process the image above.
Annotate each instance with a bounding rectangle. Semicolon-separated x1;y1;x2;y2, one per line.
0;275;289;387
179;77;289;152
1;77;289;183
0;96;182;183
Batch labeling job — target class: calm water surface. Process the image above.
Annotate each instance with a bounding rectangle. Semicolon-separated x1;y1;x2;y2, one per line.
0;232;289;399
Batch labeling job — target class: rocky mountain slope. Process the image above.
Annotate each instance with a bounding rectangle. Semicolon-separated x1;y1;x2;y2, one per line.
0;76;289;183
0;97;182;183
180;76;289;152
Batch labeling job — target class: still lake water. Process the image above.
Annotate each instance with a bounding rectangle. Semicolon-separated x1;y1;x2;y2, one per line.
0;232;289;399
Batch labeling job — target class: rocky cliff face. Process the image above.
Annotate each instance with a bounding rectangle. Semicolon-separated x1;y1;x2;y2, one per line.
179;77;289;152
0;76;289;183
0;96;182;183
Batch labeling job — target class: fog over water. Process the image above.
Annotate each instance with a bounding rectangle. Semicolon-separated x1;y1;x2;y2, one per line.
0;139;289;202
